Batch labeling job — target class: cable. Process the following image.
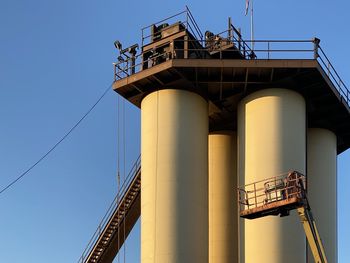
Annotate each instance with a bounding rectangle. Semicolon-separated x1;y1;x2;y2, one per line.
117;93;121;263
123;99;126;184
123;95;126;263
117;94;121;188
0;82;113;195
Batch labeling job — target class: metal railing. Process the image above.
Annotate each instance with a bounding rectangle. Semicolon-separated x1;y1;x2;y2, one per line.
113;37;350;109
317;46;350;107
141;6;203;47
237;171;306;213
201;28;252;58
113;39;313;77
78;155;141;263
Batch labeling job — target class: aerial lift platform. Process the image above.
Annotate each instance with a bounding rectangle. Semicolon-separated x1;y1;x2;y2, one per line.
238;172;328;263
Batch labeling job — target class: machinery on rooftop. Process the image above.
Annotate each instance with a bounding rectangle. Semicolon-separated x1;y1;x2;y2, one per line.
114;11;252;79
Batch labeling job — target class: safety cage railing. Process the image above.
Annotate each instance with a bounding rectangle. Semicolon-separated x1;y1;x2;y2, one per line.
141;6;203;47
113;7;350;113
78;155;141;263
237;171;306;213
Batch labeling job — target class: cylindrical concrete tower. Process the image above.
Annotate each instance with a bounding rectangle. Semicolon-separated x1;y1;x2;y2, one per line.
307;128;337;263
140;89;208;263
208;131;238;263
238;88;306;263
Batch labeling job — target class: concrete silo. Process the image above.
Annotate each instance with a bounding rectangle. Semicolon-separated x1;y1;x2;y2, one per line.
80;8;350;263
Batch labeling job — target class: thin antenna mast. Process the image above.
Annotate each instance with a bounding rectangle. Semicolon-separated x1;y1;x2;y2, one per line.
250;0;254;51
245;0;255;52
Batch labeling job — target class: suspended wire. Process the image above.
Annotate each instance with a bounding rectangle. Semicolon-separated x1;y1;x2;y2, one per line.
115;96;127;262
123;99;126;184
0;82;113;196
117;94;121;191
123;95;126;263
117;93;121;263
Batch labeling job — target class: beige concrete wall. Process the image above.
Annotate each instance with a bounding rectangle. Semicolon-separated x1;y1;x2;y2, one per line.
209;131;238;263
140;89;208;263
238;88;306;263
307;128;337;263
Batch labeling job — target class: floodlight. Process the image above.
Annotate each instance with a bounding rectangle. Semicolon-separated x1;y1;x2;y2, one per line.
128;44;139;56
114;40;122;50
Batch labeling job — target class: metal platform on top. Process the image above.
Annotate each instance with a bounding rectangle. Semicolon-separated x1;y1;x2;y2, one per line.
112;9;350;153
113;10;350;153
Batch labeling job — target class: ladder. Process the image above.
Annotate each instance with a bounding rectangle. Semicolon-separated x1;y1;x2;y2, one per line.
238;171;328;263
79;156;141;263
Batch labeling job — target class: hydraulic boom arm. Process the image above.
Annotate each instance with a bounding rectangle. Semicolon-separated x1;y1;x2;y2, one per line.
238;171;329;263
297;206;328;263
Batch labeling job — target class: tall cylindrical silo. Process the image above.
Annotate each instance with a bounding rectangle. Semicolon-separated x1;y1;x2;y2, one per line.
307;128;337;262
140;89;208;263
209;131;238;263
237;88;306;263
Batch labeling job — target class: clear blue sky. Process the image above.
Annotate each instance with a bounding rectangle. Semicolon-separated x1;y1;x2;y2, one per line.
0;0;349;262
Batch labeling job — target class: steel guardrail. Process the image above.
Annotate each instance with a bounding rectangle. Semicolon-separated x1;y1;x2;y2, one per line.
113;38;350;109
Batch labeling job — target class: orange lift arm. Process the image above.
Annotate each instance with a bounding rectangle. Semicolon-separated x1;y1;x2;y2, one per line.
238;171;328;263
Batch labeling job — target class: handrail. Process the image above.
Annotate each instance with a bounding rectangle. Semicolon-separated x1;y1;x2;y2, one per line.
185;5;203;40
78;155;141;263
317;46;350;106
141;10;187;31
114;39;316;80
141;7;203;47
113;38;350;110
237;171;306;212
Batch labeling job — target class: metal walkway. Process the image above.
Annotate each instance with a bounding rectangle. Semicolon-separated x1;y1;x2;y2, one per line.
79;156;141;263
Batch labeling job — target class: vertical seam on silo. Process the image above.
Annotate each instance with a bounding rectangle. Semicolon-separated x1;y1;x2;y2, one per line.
209;136;213;263
153;89;159;262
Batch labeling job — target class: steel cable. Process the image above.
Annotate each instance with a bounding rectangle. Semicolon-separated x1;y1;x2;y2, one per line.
0;82;113;195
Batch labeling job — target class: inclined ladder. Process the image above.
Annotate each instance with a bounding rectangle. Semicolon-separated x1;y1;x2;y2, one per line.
79;156;141;263
238;171;328;263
